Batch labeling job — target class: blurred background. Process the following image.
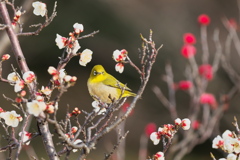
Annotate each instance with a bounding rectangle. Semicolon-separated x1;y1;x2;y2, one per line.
0;0;240;159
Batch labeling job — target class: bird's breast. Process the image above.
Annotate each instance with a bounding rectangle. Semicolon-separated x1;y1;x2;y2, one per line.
87;81;119;103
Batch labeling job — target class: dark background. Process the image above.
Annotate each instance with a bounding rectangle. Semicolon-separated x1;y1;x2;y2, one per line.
0;0;239;159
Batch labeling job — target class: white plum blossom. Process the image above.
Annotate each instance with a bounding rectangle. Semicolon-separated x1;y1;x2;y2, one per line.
7;72;20;83
181;118;191;130
154;151;165;160
73;23;84;34
232;138;240;153
224;137;240;154
15;10;21;17
79;49;93;66
92;101;106;115
64;75;72;82
19;131;32;145
55;34;67;49
45;102;58;114
222;130;233;140
32;1;46;17
48;66;58;75
0;111;22;127
23;71;36;83
45;104;55;114
174;118;182;125
55;34;80;54
71;126;78;133
226;153;237;160
63;75;77;83
27;100;46;117
212;129;240;159
212;135;224;149
71;40;81;54
36;95;44;101
41;86;52;96
150;128;162;145
150;132;160;145
7;72;25;92
113;49;127;62
115;63;124;73
58;69;66;83
113;49;121;61
72;139;82;152
14;80;24;92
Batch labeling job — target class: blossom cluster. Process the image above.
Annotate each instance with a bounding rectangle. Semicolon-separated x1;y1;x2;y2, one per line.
180;14;214;81
19;131;32;145
181;14;210;59
0;1;94;129
55;23;93;67
113;49;128;73
212;130;240;160
175;14;217;110
7;71;35;92
11;1;47;28
6;69;54;118
64;126;82;152
48;66;77;86
3;65;73;126
148;118;191;160
11;10;22;28
67;107;81;118
91;100;107;115
150;118;191;146
181;33;196;58
18;126;82;148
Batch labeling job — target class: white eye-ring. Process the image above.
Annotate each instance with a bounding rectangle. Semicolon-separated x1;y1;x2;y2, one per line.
93;71;97;76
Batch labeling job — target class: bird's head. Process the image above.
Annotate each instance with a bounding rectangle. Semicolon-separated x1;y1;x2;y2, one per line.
89;65;107;82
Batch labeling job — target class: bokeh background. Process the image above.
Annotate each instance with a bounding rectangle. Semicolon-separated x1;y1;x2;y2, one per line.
0;0;240;159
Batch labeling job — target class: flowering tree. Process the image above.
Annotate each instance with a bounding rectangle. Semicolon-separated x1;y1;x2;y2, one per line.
148;8;240;160
1;0;240;160
0;1;164;160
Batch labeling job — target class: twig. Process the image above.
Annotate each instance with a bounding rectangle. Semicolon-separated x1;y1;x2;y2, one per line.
15;115;31;159
212;29;222;72
17;1;57;36
104;131;129;160
77;30;99;40
138;134;148;160
200;25;210;64
233;116;240;134
0;24;7;30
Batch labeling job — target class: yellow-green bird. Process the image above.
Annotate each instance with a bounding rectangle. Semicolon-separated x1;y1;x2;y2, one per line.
87;65;136;103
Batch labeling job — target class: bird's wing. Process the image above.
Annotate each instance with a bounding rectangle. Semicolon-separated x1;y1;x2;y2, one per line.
103;75;132;91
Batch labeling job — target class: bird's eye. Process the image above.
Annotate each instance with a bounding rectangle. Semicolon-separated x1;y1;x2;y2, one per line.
93;71;97;76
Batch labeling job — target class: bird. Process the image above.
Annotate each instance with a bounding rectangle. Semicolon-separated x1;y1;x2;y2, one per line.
87;65;136;103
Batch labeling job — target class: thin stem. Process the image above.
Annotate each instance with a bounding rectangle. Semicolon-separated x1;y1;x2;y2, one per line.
0;2;29;73
201;25;210;64
15;115;31;160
